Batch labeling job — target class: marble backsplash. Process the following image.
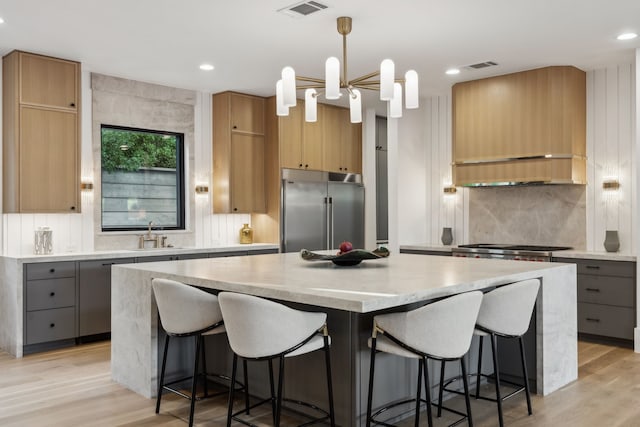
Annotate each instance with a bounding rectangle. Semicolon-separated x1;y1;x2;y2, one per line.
468;185;586;249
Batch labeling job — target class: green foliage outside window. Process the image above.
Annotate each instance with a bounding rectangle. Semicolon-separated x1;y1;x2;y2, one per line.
101;128;177;172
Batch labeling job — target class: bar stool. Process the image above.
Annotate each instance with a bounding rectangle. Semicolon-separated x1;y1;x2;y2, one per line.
366;291;483;427
218;292;335;427
441;279;540;427
152;278;232;427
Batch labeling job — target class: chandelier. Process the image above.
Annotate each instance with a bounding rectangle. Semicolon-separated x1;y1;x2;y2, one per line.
275;16;419;124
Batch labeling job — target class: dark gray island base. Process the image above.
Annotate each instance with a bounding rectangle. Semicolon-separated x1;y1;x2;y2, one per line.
111;253;577;426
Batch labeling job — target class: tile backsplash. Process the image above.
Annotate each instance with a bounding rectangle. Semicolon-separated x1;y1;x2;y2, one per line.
468;185;586;249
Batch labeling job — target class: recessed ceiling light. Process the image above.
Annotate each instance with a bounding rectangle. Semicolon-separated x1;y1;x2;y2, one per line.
446;68;460;75
0;17;5;24
617;32;637;41
199;64;214;71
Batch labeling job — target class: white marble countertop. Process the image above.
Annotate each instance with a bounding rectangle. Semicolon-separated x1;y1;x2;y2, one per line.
0;243;279;263
114;251;573;313
400;244;636;262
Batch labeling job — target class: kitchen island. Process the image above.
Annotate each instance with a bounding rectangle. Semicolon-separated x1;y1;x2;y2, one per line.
111;252;577;426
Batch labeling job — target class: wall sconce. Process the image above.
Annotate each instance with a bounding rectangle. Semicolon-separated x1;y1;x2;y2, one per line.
602;179;620;190
80;181;94;191
195;184;209;194
443;186;457;194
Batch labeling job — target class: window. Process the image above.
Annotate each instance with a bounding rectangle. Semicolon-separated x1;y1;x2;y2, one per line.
101;125;185;231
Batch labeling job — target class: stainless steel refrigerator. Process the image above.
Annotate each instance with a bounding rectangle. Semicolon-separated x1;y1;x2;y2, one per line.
281;169;365;253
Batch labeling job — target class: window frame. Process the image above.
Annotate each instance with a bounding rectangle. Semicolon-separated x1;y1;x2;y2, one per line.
100;124;186;232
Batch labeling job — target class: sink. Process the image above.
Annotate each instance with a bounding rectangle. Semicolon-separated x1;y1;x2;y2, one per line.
131;246;183;251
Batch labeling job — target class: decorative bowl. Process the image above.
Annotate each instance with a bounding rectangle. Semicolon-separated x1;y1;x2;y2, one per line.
300;247;390;266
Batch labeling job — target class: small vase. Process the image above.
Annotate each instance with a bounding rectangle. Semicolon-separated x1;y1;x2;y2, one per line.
441;227;453;246
239;223;253;244
603;230;619;252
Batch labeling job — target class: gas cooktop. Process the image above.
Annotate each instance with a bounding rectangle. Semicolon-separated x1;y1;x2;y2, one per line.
457;244;572;252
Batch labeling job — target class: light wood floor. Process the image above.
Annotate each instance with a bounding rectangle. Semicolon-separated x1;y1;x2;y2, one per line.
0;340;639;426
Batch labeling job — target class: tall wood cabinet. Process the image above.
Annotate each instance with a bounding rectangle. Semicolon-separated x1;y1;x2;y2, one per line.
322;105;362;174
3;50;81;213
279;102;324;171
212;91;266;213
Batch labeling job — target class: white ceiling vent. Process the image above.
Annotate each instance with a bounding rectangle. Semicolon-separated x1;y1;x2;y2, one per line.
464;61;499;70
279;1;328;18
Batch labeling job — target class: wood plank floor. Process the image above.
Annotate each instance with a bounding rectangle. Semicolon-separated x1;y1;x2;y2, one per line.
0;340;639;426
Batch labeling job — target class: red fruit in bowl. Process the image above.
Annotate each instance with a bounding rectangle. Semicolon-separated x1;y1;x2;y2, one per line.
339;241;353;253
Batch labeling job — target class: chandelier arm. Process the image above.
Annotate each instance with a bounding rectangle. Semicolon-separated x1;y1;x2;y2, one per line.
342;31;348;87
297;76;325;84
296;84;325;90
348;70;380;85
353;85;381;91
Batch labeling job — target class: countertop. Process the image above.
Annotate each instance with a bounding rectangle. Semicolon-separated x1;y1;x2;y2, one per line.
1;243;279;263
399;244;636;262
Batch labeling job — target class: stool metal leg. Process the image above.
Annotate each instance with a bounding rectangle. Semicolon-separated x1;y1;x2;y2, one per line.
275;356;285;427
476;336;483;398
227;354;238;427
188;335;202;427
422;357;434;427
437;360;445;417
201;336;209;398
461;356;473;427
490;333;504;427
243;359;250;415
365;337;377;427
415;359;423;427
519;336;533;415
268;359;277;425
323;335;336;427
156;335;170;414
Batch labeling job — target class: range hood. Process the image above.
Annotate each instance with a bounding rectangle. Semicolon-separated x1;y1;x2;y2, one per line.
452;66;586;187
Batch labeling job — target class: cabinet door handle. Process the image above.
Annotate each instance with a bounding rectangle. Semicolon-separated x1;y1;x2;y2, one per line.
299;163;303;168
50;323;56;328
232;125;237;129
585;265;600;270
585;288;601;293
585;318;600;323
233;207;238;211
102;262;115;266
305;164;309;168
70;206;76;211
50;292;56;297
70;102;75;107
49;268;55;273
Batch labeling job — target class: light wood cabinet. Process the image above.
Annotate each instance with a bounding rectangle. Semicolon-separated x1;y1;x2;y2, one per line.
322;105;362;174
452;66;585;186
212;91;266;213
3;50;81;213
279;102;324;170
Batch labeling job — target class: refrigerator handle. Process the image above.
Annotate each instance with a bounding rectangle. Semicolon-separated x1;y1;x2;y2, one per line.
328;196;334;249
324;197;330;250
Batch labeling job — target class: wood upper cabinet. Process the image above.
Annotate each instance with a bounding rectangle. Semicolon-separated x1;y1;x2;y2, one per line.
279;101;324;170
322;105;362;174
452;66;586;186
2;50;81;213
212;91;266;213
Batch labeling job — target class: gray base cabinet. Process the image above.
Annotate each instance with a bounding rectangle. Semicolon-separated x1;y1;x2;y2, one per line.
78;258;134;337
555;257;636;340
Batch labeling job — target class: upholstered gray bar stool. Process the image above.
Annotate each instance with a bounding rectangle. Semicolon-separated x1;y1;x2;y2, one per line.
366;291;483;427
218;291;335;427
441;279;540;427
153;278;231;427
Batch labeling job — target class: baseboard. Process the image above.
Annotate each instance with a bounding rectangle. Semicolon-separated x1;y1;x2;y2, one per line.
635;328;640;353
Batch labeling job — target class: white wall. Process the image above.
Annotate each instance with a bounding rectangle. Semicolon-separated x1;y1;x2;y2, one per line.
0;67;251;256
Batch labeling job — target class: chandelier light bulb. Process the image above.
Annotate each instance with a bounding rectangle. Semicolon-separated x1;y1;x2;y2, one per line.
305;89;318;122
380;59;395;101
617;32;637;40
404;70;419;109
389;83;403;118
276;80;289;116
282;67;297;107
349;89;362;123
325;57;341;100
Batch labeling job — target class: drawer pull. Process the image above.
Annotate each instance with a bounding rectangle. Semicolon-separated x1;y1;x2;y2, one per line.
585;288;601;293
50;323;56;328
586;318;600;323
102;262;115;266
585;265;600;270
50;292;56;297
49;268;55;273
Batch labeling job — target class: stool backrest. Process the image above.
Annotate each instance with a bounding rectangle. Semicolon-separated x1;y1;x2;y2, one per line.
476;279;540;337
375;291;483;359
152;278;222;335
218;292;326;359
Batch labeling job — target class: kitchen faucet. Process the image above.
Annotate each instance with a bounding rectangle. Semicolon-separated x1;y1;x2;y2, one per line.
139;221;165;249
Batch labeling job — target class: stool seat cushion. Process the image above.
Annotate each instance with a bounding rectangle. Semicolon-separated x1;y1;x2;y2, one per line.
287;335;331;358
373;291;483;359
476;279;540;337
152;278;223;335
368;336;421;359
219;292;327;359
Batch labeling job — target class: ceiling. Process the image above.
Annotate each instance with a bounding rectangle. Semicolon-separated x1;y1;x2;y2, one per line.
1;0;639;112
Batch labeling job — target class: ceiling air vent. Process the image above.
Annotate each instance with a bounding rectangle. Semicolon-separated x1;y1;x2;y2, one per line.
279;1;328;18
464;61;499;70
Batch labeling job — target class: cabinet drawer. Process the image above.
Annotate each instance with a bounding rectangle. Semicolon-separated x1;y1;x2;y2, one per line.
25;307;76;345
577;275;635;307
26;277;75;311
26;262;76;280
574;259;635;277
577;302;634;340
